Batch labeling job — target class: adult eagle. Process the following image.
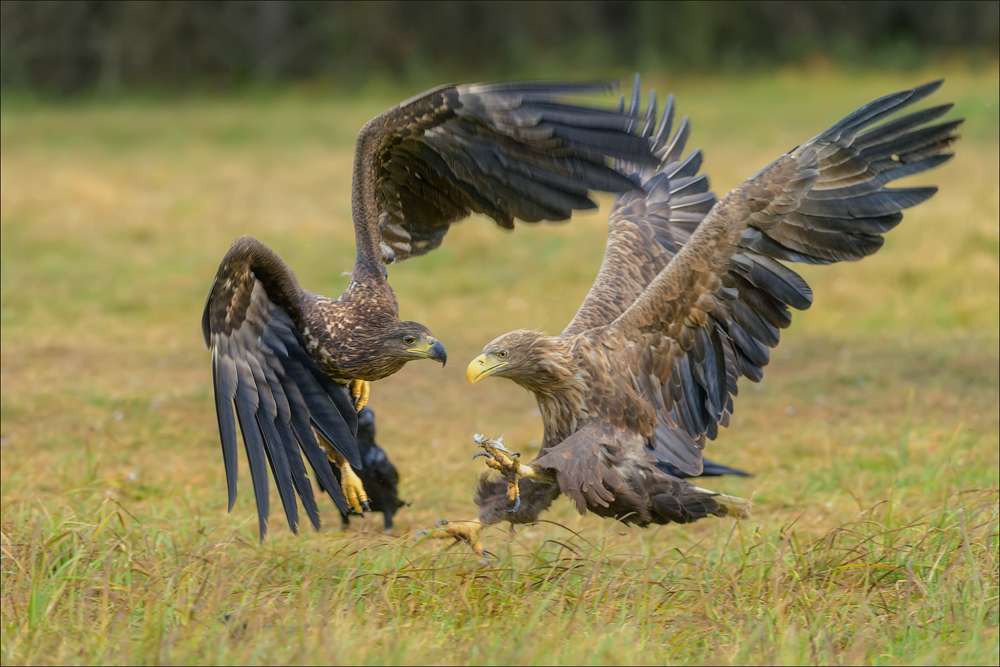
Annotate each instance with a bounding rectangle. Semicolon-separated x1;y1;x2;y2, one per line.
432;79;961;548
202;81;658;539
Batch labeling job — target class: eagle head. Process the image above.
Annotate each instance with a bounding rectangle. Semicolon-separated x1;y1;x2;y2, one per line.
382;320;447;368
467;330;575;393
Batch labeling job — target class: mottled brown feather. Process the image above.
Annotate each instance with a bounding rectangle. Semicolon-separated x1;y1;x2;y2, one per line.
474;79;960;528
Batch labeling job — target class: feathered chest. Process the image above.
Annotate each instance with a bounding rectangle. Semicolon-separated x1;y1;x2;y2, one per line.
300;288;402;382
537;336;659;450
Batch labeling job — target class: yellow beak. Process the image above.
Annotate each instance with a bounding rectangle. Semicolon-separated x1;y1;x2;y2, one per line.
467;354;506;385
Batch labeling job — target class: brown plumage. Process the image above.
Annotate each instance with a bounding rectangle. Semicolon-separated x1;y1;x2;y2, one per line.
202;80;659;539
467;78;962;529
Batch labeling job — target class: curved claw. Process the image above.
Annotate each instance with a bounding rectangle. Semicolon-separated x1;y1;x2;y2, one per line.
416;520;485;556
472;452;494;461
337;460;370;515
508;494;521;513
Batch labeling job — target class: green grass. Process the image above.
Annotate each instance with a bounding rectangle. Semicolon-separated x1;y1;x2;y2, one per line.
2;64;998;664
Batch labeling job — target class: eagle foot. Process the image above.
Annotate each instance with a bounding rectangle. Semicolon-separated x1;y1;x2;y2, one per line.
350;379;371;411
338;460;370;515
415;520;487;557
473;434;551;513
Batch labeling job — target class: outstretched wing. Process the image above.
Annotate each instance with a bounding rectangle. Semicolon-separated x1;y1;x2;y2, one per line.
202;236;360;540
603;81;961;475
562;77;716;337
351;81;658;264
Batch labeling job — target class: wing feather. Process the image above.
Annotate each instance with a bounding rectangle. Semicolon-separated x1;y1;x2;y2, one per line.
232;362;271;540
562;80;717;337
601;81;960;474
351;80;659;263
203;236;358;540
211;348;239;512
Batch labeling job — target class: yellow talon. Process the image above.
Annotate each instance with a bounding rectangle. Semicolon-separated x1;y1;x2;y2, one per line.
473;434;554;513
338;460;369;514
350;379;371;411
314;426;370;515
417;520;485;556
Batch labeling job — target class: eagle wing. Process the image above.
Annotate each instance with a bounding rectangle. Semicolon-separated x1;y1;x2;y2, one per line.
351;81;658;264
601;80;961;475
202;236;360;540
562;78;717;337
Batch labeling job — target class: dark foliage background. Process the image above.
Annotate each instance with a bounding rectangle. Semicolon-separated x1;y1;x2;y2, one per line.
2;1;998;94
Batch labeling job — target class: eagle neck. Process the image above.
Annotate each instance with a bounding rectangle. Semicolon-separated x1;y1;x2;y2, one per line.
513;335;587;445
536;386;587;448
302;292;405;383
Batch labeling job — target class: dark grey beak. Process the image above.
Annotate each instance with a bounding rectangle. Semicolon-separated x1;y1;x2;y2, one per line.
428;339;447;366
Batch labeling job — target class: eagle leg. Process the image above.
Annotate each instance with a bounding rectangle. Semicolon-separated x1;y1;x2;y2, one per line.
473;434;555;512
338;459;371;515
415;519;486;556
350;379;371;411
322;443;371;515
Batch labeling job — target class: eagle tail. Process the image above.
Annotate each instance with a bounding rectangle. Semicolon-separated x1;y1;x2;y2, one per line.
692;486;753;519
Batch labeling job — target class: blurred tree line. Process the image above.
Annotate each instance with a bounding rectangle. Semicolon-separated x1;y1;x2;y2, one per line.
2;1;997;94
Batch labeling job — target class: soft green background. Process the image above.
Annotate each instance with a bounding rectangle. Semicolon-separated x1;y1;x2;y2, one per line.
2;65;998;664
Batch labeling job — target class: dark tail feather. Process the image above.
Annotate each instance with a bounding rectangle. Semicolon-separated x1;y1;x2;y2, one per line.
649;477;751;524
656;456;752;479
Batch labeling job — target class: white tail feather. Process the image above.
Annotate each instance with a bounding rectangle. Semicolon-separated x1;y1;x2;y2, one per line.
693;486;753;518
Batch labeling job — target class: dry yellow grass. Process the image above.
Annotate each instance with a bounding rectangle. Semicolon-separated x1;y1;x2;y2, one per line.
1;65;998;664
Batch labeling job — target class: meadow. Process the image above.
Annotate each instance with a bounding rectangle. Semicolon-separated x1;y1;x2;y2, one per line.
1;66;998;665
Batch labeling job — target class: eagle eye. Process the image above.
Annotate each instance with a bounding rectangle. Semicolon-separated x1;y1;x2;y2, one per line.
497;349;509;359
403;335;417;345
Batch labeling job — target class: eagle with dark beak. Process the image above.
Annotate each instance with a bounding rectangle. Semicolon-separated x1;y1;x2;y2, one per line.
203;79;660;539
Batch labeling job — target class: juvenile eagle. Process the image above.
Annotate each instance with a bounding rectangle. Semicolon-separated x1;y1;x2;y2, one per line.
433;79;961;548
202;81;658;539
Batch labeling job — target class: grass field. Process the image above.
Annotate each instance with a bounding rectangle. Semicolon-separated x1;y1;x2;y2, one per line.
2;65;998;665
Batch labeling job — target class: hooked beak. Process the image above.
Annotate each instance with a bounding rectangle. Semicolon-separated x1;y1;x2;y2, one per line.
408;336;448;366
467;354;506;385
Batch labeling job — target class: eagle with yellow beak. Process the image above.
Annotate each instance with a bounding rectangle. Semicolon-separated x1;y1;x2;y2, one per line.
429;79;961;551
